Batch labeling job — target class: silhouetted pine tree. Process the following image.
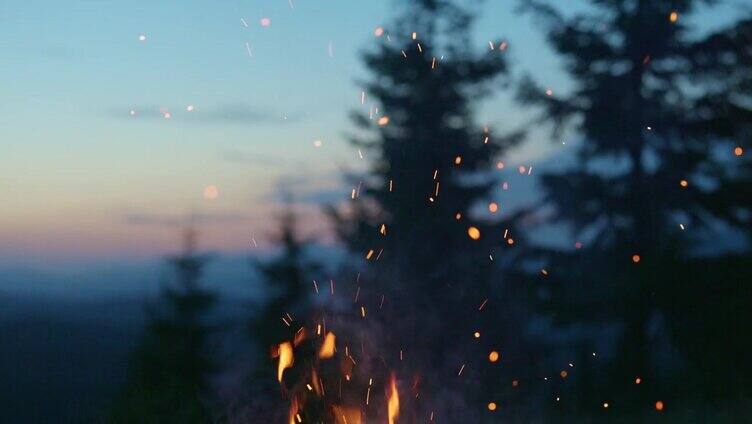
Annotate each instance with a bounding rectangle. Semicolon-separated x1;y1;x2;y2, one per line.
517;0;752;416
329;1;529;420
245;206;324;422
110;228;217;423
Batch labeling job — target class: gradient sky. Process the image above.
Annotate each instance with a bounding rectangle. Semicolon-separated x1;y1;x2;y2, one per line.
0;0;742;267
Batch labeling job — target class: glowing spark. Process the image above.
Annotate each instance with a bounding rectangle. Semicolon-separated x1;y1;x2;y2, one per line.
734;146;744;156
186;105;194;112
474;331;480;338
467;226;481;240
545;88;553;96
489;351;499;362
374;27;384;37
260;17;271;27
313;139;323;148
680;179;688;188
487;402;497;411
411;32;417;40
632;254;641;263
655;401;664;411
603;402;609;409
277;342;294;382
203;185;219;200
129;109;136;116
163;111;172;119
488;202;498;213
387;374;399;424
319;332;336;359
138;34;147;42
478;298;488;310
454;156;462;165
377;116;389;126
669;11;679;23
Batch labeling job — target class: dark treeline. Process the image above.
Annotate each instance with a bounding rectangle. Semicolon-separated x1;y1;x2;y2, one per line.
108;0;751;422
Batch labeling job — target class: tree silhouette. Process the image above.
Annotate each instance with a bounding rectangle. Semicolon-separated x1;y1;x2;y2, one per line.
245;205;324;422
517;0;752;416
110;228;217;423
329;0;529;420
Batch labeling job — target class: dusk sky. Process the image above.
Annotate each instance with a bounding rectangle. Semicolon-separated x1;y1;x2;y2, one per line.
0;0;741;267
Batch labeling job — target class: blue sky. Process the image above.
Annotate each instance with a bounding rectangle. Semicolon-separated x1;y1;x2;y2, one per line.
0;0;743;267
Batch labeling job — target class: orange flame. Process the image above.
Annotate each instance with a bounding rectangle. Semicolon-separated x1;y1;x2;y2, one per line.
319;331;336;359
387;373;399;424
278;342;294;382
288;396;299;424
333;405;362;424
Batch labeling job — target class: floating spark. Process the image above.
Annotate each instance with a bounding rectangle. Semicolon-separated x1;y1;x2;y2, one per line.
203;185;219;200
